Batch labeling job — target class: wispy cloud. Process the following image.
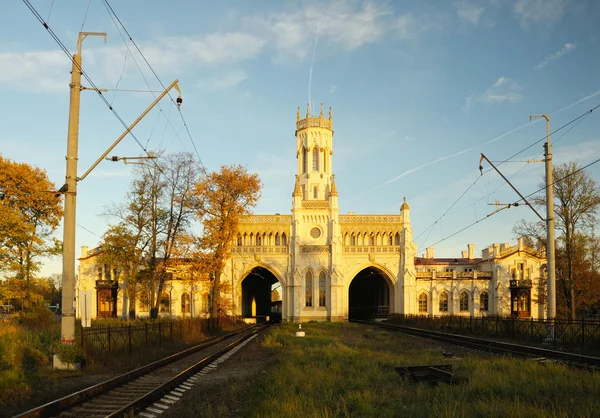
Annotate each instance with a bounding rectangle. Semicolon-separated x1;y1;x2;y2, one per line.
455;1;484;25
329;85;337;94
197;70;248;91
0;50;68;93
466;76;523;107
534;43;576;70
514;0;570;25
248;1;393;62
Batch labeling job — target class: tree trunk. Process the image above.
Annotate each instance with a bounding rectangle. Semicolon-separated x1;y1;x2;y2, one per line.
211;268;222;318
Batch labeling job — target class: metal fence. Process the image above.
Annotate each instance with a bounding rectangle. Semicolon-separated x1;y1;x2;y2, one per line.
80;317;239;361
387;314;600;350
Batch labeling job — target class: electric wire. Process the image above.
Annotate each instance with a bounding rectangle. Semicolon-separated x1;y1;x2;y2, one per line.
80;0;93;32
22;0;152;157
101;0;207;173
99;0;189;156
417;101;599;249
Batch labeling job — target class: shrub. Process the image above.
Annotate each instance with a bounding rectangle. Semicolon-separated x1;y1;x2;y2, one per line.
0;369;31;407
18;305;55;329
23;346;49;371
53;341;85;364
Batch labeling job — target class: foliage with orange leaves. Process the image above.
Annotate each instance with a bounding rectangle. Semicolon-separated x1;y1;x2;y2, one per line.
193;164;261;317
0;156;62;297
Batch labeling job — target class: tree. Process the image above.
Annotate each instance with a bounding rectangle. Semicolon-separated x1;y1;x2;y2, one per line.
104;152;201;318
0;156;62;307
515;161;600;319
98;224;146;318
193;165;261;318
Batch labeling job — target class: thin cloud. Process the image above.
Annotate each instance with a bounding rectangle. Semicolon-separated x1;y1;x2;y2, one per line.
535;43;576;70
455;1;484;25
466;76;523;107
197;70;248;91
514;0;570;25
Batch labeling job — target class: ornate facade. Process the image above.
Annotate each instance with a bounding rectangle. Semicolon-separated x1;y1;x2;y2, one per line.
76;104;545;321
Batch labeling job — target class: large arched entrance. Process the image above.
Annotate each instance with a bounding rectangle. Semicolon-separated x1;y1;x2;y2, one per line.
241;267;282;322
348;267;391;320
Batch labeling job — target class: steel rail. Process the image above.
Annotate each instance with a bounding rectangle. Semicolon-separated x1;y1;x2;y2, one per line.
107;325;266;417
13;324;265;418
352;320;600;370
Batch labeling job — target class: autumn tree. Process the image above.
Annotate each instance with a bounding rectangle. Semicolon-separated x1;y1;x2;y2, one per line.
0;156;62;308
97;224;147;318
104;152;201;318
514;161;600;319
193;165;261;318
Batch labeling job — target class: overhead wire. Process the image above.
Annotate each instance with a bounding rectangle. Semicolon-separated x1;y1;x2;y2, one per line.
417;101;599;249
22;0;153;158
101;0;207;173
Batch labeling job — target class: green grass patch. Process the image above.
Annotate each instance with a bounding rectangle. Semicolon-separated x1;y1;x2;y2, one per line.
234;322;600;418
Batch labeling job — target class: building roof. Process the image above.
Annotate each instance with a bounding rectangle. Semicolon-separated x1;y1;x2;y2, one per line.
414;257;482;266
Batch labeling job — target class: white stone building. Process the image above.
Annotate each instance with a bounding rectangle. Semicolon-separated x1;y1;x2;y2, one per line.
76;104;545;321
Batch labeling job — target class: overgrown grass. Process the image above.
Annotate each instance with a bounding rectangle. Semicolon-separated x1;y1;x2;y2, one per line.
210;322;600;417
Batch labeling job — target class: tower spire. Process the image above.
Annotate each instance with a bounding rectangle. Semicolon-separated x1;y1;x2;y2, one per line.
297;107;301;122
306;102;311;118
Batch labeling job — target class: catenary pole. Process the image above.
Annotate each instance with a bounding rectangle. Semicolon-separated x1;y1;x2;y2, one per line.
531;114;556;322
60;32;106;344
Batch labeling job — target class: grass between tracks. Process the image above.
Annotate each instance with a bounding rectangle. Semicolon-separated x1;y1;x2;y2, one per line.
203;322;600;418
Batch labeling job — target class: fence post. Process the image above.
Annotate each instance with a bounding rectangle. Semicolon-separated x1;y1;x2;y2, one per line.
512;316;515;339
81;326;85;350
108;325;111;353
145;322;148;347
582;318;585;345
531;317;534;341
159;322;162;347
495;316;499;336
128;324;132;354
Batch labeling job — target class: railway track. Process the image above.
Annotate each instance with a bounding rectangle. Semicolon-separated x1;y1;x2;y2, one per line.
353;320;600;371
14;323;269;418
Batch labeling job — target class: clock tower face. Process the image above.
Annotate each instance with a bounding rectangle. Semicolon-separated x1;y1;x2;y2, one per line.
310;227;322;239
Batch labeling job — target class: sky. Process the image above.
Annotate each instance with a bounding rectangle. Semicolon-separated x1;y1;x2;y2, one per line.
1;0;600;277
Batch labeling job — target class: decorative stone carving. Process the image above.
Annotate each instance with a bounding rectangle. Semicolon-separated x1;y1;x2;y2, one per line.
301;245;330;253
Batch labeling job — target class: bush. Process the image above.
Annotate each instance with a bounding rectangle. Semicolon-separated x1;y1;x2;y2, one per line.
53;342;85;364
18;305;55;329
23;346;49;371
0;369;31;407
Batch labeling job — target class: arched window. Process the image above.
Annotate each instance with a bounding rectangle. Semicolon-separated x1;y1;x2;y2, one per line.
305;272;313;307
370;235;375;246
323;148;327;172
351;234;356;246
256;234;261;246
480;292;489;312
394;232;400;245
312;147;319;171
139;291;150;312
459;292;469;312
237;234;242;246
439;292;449;312
302;147;308;173
181;293;191;314
159;292;170;313
418;293;428;313
281;233;287;246
313;186;318;199
388;234;393;246
275;233;281;246
319;271;326;307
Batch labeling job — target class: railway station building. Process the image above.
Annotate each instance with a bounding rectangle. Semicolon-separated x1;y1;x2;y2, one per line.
76;105;546;322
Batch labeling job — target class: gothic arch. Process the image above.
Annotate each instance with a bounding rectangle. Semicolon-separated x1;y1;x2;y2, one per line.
236;262;287;289
345;262;398;287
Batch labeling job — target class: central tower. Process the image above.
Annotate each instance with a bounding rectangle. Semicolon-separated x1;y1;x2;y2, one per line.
289;103;341;321
294;103;335;201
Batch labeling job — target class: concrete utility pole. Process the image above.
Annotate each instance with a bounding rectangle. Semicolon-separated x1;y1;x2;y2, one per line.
530;114;556;322
60;32;106;343
59;32;182;347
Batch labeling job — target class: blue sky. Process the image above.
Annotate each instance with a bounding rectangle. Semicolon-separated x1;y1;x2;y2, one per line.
2;0;600;277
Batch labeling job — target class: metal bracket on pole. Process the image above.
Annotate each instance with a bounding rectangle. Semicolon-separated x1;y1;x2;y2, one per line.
77;79;181;182
479;153;545;222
